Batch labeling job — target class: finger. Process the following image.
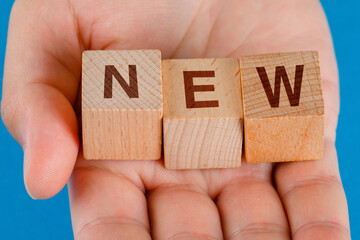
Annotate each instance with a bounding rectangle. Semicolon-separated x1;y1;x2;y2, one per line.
147;183;223;239
216;164;290;240
69;161;151;240
274;140;350;239
1;0;81;198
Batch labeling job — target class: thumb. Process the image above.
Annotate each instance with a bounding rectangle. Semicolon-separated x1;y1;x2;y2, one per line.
1;0;81;199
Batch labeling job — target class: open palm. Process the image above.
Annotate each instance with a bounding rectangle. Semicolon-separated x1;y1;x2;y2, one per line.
2;0;350;239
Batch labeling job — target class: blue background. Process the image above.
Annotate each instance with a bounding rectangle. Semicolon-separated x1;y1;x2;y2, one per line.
0;0;359;239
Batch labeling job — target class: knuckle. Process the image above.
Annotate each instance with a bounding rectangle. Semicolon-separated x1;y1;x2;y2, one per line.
168;232;219;240
293;220;350;240
228;222;289;240
1;97;14;128
1;92;24;140
281;175;342;201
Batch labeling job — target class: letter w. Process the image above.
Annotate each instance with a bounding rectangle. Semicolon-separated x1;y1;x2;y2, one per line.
104;65;139;98
256;65;304;107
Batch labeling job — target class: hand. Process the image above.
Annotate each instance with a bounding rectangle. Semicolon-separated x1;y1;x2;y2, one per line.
1;0;350;239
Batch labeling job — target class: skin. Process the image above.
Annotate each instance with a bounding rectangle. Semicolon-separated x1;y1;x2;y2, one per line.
1;0;350;239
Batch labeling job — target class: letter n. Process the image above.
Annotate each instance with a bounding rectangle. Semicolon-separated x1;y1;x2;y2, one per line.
104;65;139;98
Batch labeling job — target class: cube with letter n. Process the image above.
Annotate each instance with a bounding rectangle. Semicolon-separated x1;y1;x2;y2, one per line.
82;50;162;160
163;58;243;169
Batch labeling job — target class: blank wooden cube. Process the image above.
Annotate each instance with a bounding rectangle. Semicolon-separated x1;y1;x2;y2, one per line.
240;51;324;163
163;58;243;169
82;50;162;160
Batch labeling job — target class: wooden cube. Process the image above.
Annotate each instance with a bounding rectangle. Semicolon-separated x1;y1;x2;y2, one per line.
240;51;324;163
163;58;243;169
82;50;162;160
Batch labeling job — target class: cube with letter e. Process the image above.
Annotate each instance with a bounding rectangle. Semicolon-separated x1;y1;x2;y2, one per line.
163;58;243;169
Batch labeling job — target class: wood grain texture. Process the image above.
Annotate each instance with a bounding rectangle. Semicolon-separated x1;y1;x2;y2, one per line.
163;58;243;169
240;51;324;163
82;50;162;160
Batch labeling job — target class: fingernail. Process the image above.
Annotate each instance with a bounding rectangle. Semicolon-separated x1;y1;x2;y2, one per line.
22;145;37;200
